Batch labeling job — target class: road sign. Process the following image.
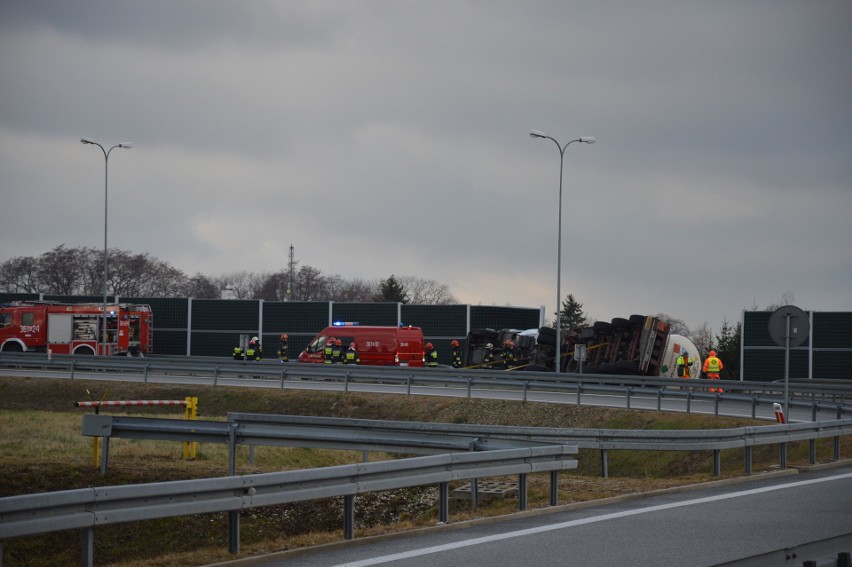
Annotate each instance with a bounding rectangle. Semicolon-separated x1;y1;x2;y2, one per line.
768;306;810;348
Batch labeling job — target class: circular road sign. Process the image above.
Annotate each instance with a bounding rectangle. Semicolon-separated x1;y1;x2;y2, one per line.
768;306;810;348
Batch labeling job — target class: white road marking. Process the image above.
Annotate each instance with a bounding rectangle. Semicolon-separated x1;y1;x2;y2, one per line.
334;471;852;567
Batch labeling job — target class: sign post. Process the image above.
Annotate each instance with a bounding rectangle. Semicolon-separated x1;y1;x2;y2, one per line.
768;306;810;420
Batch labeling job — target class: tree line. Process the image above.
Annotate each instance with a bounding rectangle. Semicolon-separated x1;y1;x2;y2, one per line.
0;245;457;304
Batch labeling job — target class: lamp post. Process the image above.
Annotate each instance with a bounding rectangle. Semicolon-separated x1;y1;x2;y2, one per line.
80;138;132;355
529;130;595;373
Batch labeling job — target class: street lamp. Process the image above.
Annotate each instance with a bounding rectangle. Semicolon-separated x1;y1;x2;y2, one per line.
80;138;132;355
529;130;595;373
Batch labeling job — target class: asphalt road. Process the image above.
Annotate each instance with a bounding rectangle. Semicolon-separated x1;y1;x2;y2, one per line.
215;465;852;567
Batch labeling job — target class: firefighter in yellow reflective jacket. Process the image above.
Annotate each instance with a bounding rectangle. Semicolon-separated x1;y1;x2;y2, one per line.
676;351;692;378
331;339;344;364
246;337;262;361
324;337;335;364
344;342;360;365
703;350;724;392
502;340;517;369
424;343;438;367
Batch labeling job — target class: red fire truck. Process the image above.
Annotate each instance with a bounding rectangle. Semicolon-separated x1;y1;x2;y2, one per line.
0;301;153;356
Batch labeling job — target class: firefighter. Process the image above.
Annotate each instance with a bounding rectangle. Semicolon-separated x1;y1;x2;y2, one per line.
344;342;360;365
246;336;262;361
451;339;462;368
676;351;692;379
483;343;494;368
703;350;724;392
232;345;244;360
331;339;344;364
278;333;289;362
502;339;517;369
324;337;335;364
424;342;438;367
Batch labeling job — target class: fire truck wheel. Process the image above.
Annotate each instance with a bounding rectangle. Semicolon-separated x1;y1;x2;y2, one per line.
73;347;95;355
1;342;23;352
629;314;646;327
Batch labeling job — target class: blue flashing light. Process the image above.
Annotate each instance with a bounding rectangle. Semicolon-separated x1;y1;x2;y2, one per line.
332;321;359;327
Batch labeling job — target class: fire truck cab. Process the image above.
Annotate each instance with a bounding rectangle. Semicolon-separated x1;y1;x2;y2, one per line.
0;301;153;356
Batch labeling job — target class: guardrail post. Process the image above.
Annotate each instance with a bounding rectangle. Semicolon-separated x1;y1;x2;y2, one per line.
713;449;721;477
280;369;287;389
228;511;240;554
626;387;632;410
523;381;528;403
549;470;558;506
213;366;219;387
100;437;110;475
407;375;412;396
752;396;758;419
744;446;753;475
82;527;94;567
834;435;841;461
714;394;720;417
519;473;528;511
439;482;449;524
686;390;692;413
657;389;662;411
343;495;355;540
345;372;350;393
601;449;609;478
70;358;76;381
779;442;788;469
809;440;816;465
229;424;238;476
812;402;818;422
467;378;472;398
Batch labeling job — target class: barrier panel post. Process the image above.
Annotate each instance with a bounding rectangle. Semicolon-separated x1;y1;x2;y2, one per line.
773;402;786;424
183;396;198;460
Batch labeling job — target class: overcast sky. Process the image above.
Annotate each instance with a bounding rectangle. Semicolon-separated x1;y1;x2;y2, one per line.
1;1;850;334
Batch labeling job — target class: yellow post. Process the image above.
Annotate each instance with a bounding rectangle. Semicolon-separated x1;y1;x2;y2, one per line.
183;396;198;460
92;437;101;468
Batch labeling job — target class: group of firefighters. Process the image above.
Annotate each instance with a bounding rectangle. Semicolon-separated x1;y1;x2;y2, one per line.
231;334;726;389
233;334;290;362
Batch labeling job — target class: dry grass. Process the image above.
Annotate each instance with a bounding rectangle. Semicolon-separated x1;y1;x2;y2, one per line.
0;376;848;567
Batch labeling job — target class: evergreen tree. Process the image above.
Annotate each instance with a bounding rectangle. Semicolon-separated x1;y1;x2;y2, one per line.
376;275;408;303
556;293;586;332
714;319;741;380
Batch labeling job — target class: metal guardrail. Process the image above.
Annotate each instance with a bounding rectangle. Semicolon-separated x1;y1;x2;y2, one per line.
2;353;851;421
0;445;578;566
84;412;852;479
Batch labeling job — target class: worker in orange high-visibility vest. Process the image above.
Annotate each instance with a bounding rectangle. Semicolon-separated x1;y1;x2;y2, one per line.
703;350;724;392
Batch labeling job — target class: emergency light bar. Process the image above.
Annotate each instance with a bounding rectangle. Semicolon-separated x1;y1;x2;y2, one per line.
332;321;360;327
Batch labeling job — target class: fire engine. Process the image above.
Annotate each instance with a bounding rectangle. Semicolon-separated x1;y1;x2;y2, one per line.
0;301;153;356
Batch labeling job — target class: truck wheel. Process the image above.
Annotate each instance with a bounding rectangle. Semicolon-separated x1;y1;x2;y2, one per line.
1;342;23;352
73;346;95;355
611;318;630;329
629;314;647;327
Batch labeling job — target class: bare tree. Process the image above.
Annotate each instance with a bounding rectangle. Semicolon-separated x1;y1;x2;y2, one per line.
398;275;458;305
37;245;84;295
655;312;691;336
0;256;42;293
185;273;221;299
690;322;714;355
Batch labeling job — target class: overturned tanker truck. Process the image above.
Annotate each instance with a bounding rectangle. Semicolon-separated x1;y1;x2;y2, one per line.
464;314;701;377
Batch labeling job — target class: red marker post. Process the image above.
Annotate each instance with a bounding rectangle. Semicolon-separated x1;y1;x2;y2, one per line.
773;402;786;424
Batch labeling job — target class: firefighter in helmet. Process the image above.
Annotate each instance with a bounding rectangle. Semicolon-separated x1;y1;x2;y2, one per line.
324;337;335;364
278;333;289;362
344;342;360;364
331;339;344;364
502;339;517;369
483;343;495;368
451;339;462;368
424;342;438;367
246;336;262;361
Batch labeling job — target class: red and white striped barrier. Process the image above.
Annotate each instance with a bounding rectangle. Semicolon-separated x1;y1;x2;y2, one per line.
75;400;188;408
773;402;786;424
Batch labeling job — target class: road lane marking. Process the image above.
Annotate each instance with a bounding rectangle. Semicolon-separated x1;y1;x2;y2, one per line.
334;471;852;567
